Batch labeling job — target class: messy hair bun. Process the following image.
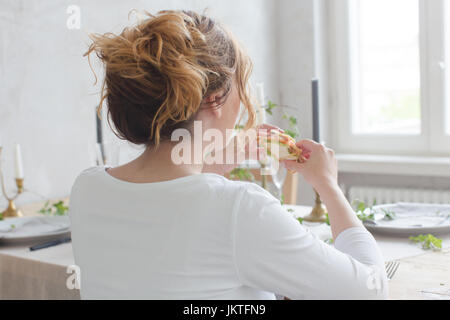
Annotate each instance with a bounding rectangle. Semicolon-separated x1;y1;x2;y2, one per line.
85;10;256;147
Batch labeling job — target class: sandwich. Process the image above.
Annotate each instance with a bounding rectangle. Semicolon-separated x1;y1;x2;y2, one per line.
258;130;306;162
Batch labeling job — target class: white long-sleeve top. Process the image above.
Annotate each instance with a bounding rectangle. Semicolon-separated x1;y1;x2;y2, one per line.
69;166;388;299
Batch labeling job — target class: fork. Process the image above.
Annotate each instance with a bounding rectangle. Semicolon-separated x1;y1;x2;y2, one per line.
385;261;400;280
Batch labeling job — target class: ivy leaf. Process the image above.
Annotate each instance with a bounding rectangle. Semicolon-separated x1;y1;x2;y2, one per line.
357;212;375;222
38;200;52;215
352;199;377;222
409;234;442;251
229;168;255;182
289;116;297;126
325;213;330;226
285;130;297;139
53;201;69;216
381;209;396;221
355;200;366;213
266;100;277;116
38;200;68;216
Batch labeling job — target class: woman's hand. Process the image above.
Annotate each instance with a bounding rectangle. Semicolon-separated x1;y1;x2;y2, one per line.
202;123;283;175
282;139;338;195
252;124;284;162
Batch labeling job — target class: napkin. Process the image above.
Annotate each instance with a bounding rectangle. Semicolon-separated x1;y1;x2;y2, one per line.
372;203;450;227
421;287;450;300
0;216;70;238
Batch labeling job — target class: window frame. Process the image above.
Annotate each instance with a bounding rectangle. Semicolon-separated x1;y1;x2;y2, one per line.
327;0;450;156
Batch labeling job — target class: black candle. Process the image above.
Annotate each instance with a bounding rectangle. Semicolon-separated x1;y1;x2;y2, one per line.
96;106;103;144
96;106;106;164
312;79;320;143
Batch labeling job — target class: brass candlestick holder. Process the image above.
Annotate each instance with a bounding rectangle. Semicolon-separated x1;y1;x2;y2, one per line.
259;154;274;191
303;190;327;223
0;147;24;218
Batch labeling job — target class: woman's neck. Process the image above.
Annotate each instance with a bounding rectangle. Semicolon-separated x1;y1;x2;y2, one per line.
108;141;204;184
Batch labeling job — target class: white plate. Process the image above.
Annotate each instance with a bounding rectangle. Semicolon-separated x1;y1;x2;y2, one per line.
363;203;450;236
0;216;71;245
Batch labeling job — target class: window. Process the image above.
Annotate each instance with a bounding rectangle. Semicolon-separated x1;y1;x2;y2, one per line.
446;1;450;135
352;0;421;135
329;0;450;155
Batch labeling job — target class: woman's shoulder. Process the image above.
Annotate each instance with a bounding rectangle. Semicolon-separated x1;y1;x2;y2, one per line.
69;167;277;207
189;173;277;207
211;174;265;193
79;165;106;176
70;166;106;193
75;165;106;181
220;178;280;212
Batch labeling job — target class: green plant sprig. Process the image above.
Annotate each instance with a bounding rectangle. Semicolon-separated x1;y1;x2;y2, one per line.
352;199;400;222
265;100;277;116
38;200;69;216
352;199;377;222
325;213;330;226
409;234;442;251
229;168;255;182
267;100;300;139
381;208;396;221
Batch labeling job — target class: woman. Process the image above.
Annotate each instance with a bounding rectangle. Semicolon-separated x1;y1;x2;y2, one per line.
70;10;388;299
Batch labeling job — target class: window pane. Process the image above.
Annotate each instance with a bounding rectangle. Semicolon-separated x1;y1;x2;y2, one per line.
446;0;450;135
351;0;421;134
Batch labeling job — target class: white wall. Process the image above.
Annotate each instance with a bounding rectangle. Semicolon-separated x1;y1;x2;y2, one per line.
277;0;329;205
0;0;280;205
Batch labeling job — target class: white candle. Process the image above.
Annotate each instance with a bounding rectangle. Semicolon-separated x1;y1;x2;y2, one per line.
15;144;24;179
255;83;266;125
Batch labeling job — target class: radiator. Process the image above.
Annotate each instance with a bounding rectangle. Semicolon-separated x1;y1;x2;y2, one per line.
347;186;450;205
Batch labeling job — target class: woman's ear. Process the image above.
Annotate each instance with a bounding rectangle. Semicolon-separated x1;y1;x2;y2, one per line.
202;92;224;119
210;103;223;119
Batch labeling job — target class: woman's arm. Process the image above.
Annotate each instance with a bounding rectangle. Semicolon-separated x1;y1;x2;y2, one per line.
233;140;387;299
233;184;388;300
283;140;362;239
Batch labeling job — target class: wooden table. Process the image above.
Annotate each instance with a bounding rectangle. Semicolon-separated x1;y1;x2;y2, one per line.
0;197;79;299
1;200;449;299
388;249;450;299
287;205;450;300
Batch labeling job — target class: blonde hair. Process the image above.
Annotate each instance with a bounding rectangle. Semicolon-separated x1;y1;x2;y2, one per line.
84;10;256;147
